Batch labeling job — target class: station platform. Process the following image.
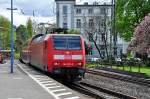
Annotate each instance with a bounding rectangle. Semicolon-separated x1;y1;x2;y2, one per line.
0;61;57;99
0;61;87;99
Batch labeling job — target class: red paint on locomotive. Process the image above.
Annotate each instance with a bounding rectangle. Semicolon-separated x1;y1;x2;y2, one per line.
20;34;85;80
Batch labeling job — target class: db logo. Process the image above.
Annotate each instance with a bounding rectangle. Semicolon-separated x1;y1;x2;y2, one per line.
66;51;70;54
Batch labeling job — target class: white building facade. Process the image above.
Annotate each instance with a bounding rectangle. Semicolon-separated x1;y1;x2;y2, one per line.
55;0;128;58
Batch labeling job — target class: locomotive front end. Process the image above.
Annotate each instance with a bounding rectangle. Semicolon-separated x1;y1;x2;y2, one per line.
51;35;85;81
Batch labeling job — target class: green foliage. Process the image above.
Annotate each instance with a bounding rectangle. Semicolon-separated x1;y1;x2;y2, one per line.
67;29;80;34
127;52;133;59
26;18;33;38
116;0;150;41
16;25;27;51
0;15;11;49
57;29;80;34
146;59;150;67
86;62;150;76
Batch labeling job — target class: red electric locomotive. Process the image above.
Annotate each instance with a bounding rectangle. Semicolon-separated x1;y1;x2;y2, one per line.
20;33;85;81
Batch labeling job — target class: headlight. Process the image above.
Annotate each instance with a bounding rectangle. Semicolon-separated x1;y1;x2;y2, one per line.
53;62;60;66
77;62;82;66
54;55;64;60
72;55;82;60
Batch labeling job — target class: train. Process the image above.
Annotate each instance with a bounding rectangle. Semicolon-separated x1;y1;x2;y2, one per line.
20;33;86;81
0;51;2;63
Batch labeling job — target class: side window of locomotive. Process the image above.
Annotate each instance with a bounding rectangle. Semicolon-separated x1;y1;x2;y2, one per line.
31;34;44;44
32;38;37;43
38;36;45;42
36;36;41;42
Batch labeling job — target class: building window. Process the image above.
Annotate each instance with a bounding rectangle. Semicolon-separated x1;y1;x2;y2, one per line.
88;8;93;14
101;51;105;58
76;19;81;28
63;17;67;22
88;33;93;42
76;8;81;14
99;45;105;50
101;19;105;27
63;5;67;14
97;21;101;32
89;19;94;27
101;33;105;42
63;23;67;28
101;8;107;14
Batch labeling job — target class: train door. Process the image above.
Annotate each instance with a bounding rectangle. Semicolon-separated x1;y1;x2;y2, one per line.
43;40;48;71
30;34;44;68
0;52;2;63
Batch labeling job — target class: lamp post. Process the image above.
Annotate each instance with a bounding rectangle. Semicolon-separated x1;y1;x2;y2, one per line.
7;0;17;73
10;0;14;73
113;0;117;58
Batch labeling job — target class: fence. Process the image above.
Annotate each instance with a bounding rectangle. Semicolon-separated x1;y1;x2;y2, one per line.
86;56;143;73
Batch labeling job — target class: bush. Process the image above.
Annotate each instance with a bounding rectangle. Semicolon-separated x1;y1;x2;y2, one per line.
14;53;20;59
146;58;150;67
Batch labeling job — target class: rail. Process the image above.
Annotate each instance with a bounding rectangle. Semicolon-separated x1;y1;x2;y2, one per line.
86;69;150;87
71;81;137;99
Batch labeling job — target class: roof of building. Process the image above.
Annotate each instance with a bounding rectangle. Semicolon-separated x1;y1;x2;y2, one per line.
55;0;75;1
74;4;113;7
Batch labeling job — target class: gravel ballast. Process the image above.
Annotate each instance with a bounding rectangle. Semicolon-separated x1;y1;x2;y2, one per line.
83;73;150;99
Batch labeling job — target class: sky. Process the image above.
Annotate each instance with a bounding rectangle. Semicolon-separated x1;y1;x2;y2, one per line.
0;0;110;26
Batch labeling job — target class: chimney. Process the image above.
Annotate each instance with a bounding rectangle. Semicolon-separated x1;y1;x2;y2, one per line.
84;2;88;5
93;1;99;5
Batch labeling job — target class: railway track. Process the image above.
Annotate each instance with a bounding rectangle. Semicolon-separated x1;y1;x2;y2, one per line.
69;81;137;99
68;82;105;99
86;69;150;87
19;61;147;98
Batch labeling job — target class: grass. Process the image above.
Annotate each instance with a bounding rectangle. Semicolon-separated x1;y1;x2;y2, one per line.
112;66;150;76
86;63;97;68
86;63;150;77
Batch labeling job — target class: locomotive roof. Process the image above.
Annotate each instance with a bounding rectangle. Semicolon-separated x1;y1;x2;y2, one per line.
50;34;81;36
43;34;82;41
31;33;82;41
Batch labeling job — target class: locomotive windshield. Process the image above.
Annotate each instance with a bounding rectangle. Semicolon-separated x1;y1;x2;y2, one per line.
53;36;81;50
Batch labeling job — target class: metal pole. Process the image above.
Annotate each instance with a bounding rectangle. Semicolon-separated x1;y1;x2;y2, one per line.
10;0;14;73
112;0;117;58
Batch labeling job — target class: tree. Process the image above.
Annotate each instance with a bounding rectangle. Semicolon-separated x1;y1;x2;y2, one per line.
127;14;150;66
0;15;11;49
82;7;110;59
84;42;92;55
128;14;150;55
116;0;150;41
27;18;33;38
35;23;56;34
16;25;27;51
